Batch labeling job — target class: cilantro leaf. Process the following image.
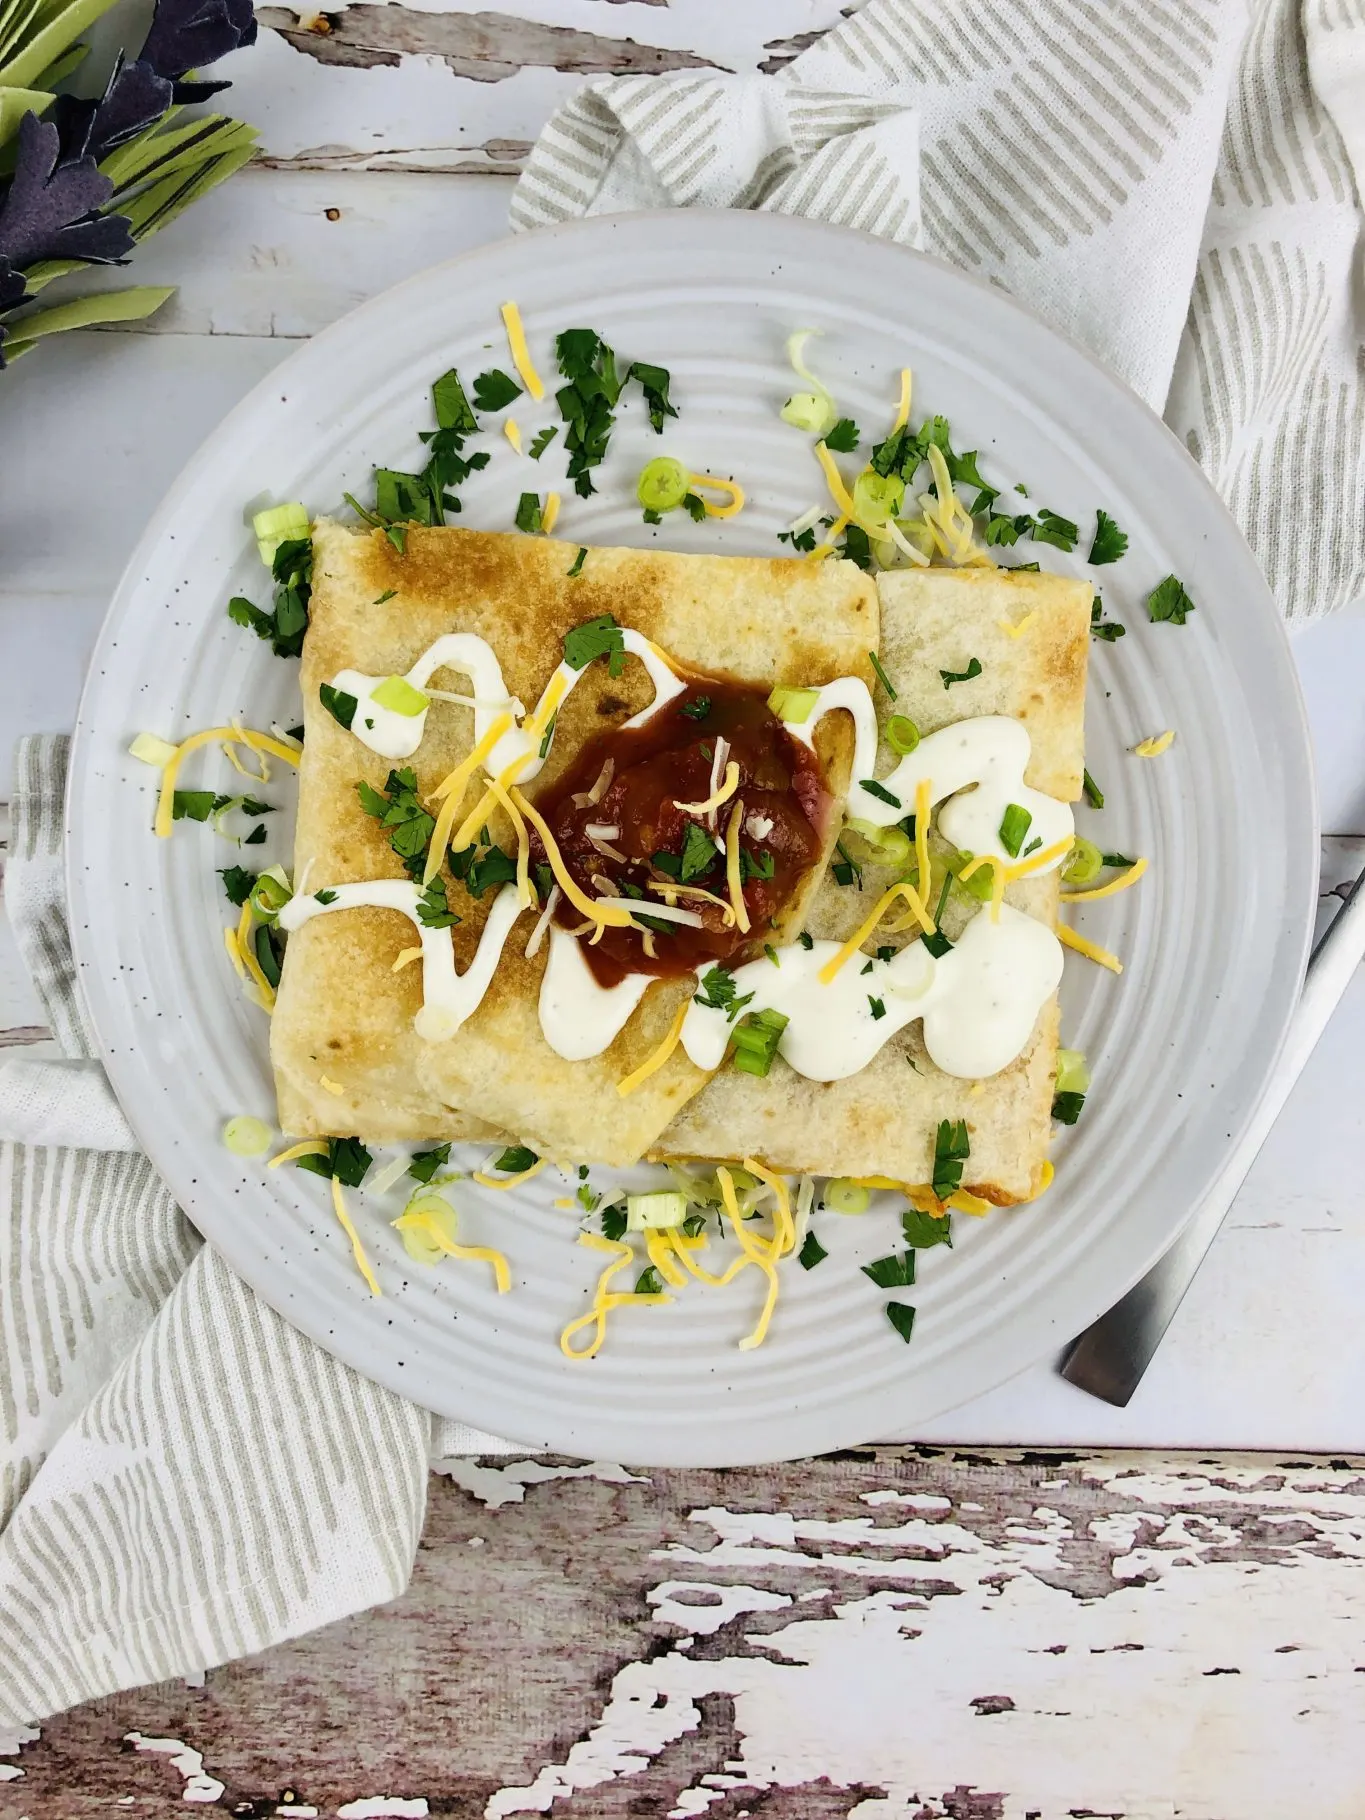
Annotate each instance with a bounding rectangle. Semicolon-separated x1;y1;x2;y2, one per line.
314;888;337;905
416;877;461;929
1031;508;1079;552
694;965;753;1019
1089;509;1128;565
885;1302;917;1344
432;368;477;435
563;613;625;672
627;360;677;433
635;1265;664;1296
902;1205;953;1249
526;425;558;461
679;697;711;722
493;1145;538;1173
515;491;543;534
680;821;718;883
840;522;874;571
1147;574;1196;625
172;790;221;822
357;768;435;878
601;1201;628;1241
297;1136;373;1187
778;525;817;553
408;1144;451;1184
682;491;707;523
1090;595;1126;642
862;1250;916;1288
472;368;522;413
931;1118;970;1201
824;417;860;453
218;865;256;906
798;1231;827;1270
319;683;357;730
452;843;517;899
739;845;775;883
556;329;624;497
1052;1090;1086;1125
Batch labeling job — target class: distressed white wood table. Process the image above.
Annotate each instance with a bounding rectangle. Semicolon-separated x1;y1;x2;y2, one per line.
3;5;1364;1812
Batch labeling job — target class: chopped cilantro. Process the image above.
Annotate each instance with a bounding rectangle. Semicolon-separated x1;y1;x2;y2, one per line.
416;877;460;929
635;1265;664;1296
472;368;523;412
902;1205;953;1249
1147;574;1196;625
515;492;543;535
1102;852;1137;869
694;965;753;1020
601;1201;628;1241
172;790;222;822
357;768;435;878
798;931;814;950
432;368;477;435
1032;508;1079;552
931;1118;970;1201
682;491;708;523
555;329;624;497
493;1145;538;1173
1089;509;1128;565
563;613;626;674
528;425;558;461
539;710;557;760
739;846;775;882
868;995;886;1020
576;1181;601;1213
1082;768;1105;809
319;683;358;730
778;525;818;553
765;943;780;966
408;1144;451;1184
1052;1090;1086;1125
885;1302;917;1344
831;839;862;888
679;696;711;721
297;1136;373;1187
1090;595;1126;642
373;588;397;605
218;865;256;906
626;360;677;434
451;843;518;899
314;888;338;905
243;824;266;846
862;1250;915;1288
798;1231;828;1270
567;546;587;578
680;821;718;882
824;417;859;453
940;658;983;690
868;649;897;699
534;862;555;903
840;522;874;571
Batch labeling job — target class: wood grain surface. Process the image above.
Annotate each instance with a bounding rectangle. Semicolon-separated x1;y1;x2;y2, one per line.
4;1447;1365;1818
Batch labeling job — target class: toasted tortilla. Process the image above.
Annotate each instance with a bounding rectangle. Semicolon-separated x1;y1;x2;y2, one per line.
655;564;1092;1202
272;523;878;1160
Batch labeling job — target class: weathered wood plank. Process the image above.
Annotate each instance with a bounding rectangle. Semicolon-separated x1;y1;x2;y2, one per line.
4;1450;1364;1816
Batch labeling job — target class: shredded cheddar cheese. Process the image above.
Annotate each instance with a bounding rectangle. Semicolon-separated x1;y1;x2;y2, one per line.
718;1167;780;1351
645;1229;689;1289
1133;730;1175;758
648;879;736;924
946;1189;993;1216
472;1156;548;1190
815;441;859;522
541;492;561;535
1005;836;1074;881
504;418;523;454
724;798;751;934
154;724;300;839
268;1139;329;1169
804;513;849;562
432;713;514;802
392;945;423;972
332;1175;381;1296
235;900;277;1010
914;778;932;907
688;473;745;519
616;997;690;1098
1059;856;1149;904
560;1234;669;1359
488;773;533;905
891;366;913;433
744;1157;795;1258
394;1202;512;1292
999;612;1036;639
500;299;545;400
820;880;934;984
318;1075;345;1096
666;1230;749;1290
511;788;633;928
676;762;740;818
1030;1159;1056;1199
222;924;247;980
1057;924;1124;973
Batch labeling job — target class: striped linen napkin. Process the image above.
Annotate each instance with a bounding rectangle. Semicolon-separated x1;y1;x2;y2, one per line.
0;738;513;1730
512;0;1365;626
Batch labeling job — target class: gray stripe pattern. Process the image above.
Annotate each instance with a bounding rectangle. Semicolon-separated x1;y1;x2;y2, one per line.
511;0;1363;625
0;739;443;1728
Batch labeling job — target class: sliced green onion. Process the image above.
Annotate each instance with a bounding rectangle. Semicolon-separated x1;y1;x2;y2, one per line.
1055;1048;1091;1094
253;501;310;569
768;685;820;724
825;1178;870;1215
998;803;1033;859
394;1190;460;1264
249;865;292;923
129;731;178;767
222;1115;271;1157
372;674;430;717
730;1008;788;1078
851;469;905;528
948;850;995;903
626;1191;689;1231
1062;836;1103;886
254;924;282;989
885;715;920;756
636;456;689;514
780;329;837;436
844;818;912;866
896;517;937;559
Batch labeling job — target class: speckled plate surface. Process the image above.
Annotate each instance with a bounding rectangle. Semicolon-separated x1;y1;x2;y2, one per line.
67;211;1316;1466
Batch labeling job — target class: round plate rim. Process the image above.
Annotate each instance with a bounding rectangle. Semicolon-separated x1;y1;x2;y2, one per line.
67;209;1318;1465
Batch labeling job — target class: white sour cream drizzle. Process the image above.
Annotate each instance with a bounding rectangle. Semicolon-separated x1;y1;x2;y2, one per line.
786;682;1074;871
538;925;651;1060
682;904;1063;1081
278;879;526;1043
331;629;686;775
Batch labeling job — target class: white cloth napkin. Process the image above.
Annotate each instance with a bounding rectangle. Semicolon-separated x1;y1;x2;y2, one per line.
4;0;1363;1733
512;0;1365;626
0;738;514;1731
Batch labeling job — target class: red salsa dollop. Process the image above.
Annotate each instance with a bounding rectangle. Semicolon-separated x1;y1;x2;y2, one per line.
530;680;830;987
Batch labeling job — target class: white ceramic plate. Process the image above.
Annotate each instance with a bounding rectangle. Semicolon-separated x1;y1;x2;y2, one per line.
68;212;1316;1466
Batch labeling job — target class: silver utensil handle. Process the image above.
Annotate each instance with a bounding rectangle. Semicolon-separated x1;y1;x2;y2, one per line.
1061;868;1365;1407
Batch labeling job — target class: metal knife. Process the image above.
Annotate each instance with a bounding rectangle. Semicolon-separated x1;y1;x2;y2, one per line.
1061;861;1365;1407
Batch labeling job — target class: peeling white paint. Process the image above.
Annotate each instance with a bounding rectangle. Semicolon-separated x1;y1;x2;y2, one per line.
124;1733;226;1803
648;1581;791;1635
433;1457;648;1509
336;1800;430;1818
0;1765;23;1782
